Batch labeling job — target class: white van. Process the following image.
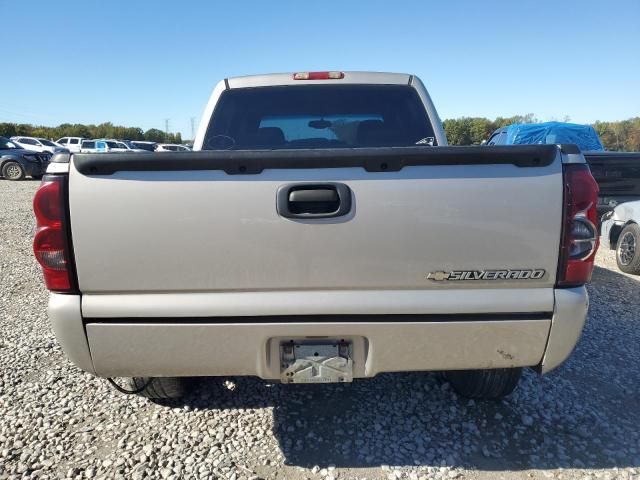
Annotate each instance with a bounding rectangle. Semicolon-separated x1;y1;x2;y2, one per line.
56;137;85;153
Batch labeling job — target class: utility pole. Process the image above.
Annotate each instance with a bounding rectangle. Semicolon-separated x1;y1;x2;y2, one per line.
190;117;195;140
164;119;170;138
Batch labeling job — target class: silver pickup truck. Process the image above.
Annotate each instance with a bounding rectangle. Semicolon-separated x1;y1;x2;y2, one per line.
34;71;599;401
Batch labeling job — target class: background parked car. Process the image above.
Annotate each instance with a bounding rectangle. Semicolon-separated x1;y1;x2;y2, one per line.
601;200;640;274
10;136;63;154
80;140;100;153
155;143;191;152
56;137;85;153
79;139;131;153
485;122;604;150
111;140;146;152
92;139;126;152
89;139;145;152
0;136;50;180
129;141;157;151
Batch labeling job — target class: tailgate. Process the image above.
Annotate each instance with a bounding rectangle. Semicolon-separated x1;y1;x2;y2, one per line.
69;147;562;312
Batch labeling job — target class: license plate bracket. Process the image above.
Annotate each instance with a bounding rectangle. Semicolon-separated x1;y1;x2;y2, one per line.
280;341;353;384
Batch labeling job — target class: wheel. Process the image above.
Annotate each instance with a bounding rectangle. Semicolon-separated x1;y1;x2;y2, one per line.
2;161;25;181
616;224;640;274
120;377;189;400
445;368;522;399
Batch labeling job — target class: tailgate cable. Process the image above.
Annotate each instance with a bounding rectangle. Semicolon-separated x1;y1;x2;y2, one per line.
106;377;153;395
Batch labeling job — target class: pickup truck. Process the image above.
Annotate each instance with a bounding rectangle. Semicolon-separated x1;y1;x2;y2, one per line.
34;71;599;401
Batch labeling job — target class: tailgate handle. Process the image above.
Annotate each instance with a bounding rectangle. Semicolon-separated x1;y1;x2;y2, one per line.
277;183;352;219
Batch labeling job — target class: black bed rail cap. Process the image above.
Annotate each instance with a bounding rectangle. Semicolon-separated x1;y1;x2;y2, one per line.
73;145;558;176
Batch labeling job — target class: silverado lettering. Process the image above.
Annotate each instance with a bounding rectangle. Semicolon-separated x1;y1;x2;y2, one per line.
428;269;546;281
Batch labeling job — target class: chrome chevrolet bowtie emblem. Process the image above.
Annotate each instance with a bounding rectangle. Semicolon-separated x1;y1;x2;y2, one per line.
428;271;450;281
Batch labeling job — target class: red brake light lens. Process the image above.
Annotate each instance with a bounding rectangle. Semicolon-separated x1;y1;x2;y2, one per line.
293;71;344;80
557;164;599;287
33;176;76;292
34;178;63;225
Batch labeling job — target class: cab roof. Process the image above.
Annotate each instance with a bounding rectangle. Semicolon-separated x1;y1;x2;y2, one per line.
226;71;413;89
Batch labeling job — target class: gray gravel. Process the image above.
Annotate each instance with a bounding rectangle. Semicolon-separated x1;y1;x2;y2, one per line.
1;179;639;480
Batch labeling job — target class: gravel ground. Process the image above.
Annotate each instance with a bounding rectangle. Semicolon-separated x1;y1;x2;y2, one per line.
1;179;639;480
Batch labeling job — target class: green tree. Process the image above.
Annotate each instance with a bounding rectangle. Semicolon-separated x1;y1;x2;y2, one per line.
0;123;17;137
144;128;166;142
166;132;183;144
469;118;494;144
443;118;472;145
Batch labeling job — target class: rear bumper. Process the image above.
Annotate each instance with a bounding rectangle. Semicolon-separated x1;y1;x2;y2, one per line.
48;287;588;378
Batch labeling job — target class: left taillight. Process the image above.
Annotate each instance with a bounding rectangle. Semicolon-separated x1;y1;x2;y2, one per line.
33;175;76;293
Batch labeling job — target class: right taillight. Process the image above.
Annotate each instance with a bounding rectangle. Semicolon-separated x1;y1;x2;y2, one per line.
33;175;76;293
557;164;599;287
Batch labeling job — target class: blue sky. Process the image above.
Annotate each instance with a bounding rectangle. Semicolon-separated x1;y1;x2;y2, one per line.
2;0;639;138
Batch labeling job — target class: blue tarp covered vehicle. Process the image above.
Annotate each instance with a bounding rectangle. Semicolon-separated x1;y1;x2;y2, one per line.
501;121;604;151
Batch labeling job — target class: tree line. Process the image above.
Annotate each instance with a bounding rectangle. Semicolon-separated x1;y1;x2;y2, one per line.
443;115;640;151
1;116;639;151
0;122;183;144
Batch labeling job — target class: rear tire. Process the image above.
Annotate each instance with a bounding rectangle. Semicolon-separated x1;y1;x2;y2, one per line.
2;161;25;181
123;377;188;400
445;368;522;399
616;224;640;274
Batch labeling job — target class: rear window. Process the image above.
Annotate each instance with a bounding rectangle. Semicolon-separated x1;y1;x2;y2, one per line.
203;85;435;150
82;141;95;148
